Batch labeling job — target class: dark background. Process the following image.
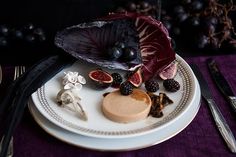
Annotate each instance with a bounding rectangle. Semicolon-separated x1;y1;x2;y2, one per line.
0;0;235;64
0;0;116;64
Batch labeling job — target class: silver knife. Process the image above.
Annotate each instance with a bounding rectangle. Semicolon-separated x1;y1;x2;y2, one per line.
207;59;236;112
190;64;236;153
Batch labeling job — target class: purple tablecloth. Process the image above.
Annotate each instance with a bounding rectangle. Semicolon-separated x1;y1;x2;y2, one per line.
1;54;236;157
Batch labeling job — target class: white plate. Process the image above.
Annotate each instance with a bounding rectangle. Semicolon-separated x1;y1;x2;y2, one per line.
31;55;198;139
28;80;200;151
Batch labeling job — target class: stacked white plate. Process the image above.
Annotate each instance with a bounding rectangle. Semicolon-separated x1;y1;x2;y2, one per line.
28;55;201;151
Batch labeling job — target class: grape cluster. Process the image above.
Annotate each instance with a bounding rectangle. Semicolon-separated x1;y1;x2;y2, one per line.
114;0;160;19
0;23;47;48
107;41;137;61
162;0;236;51
112;0;236;52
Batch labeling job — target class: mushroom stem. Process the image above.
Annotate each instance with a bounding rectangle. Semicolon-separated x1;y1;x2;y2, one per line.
72;101;88;121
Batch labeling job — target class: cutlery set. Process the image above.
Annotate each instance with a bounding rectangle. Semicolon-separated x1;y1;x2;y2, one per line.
207;59;236;112
191;59;236;153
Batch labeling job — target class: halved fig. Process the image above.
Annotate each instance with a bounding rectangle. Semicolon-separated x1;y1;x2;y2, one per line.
128;68;143;87
88;69;113;89
159;62;178;80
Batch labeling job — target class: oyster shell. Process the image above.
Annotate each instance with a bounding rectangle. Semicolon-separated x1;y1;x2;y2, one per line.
55;19;142;71
55;13;176;81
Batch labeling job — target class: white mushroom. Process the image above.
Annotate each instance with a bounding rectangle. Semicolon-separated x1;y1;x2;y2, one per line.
56;89;88;121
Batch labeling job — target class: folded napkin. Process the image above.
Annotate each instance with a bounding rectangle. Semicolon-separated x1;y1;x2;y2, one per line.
0;53;76;157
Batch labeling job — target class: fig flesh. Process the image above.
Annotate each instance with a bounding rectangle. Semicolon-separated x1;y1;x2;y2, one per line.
88;69;113;89
159;62;178;80
128;68;143;87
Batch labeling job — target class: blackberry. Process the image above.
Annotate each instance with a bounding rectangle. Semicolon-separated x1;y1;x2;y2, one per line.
145;79;159;92
120;82;133;95
111;73;123;86
163;79;180;92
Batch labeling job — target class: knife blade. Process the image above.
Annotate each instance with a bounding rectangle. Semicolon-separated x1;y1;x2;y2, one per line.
207;58;236;112
190;64;236;153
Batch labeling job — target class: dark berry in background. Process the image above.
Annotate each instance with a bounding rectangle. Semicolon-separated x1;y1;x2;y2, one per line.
0;22;49;63
112;0;236;54
162;0;236;53
0;23;47;48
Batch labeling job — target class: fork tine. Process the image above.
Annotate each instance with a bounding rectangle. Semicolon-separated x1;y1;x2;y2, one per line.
19;66;22;76
17;66;20;79
13;66;18;80
22;66;26;74
7;138;13;157
20;66;25;75
16;66;20;80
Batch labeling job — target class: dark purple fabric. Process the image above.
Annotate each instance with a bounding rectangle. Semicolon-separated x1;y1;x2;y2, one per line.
1;54;236;157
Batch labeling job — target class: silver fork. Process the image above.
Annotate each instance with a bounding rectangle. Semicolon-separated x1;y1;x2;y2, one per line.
0;66;26;157
9;66;26;157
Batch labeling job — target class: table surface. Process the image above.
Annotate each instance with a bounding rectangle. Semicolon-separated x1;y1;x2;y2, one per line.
0;54;235;157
